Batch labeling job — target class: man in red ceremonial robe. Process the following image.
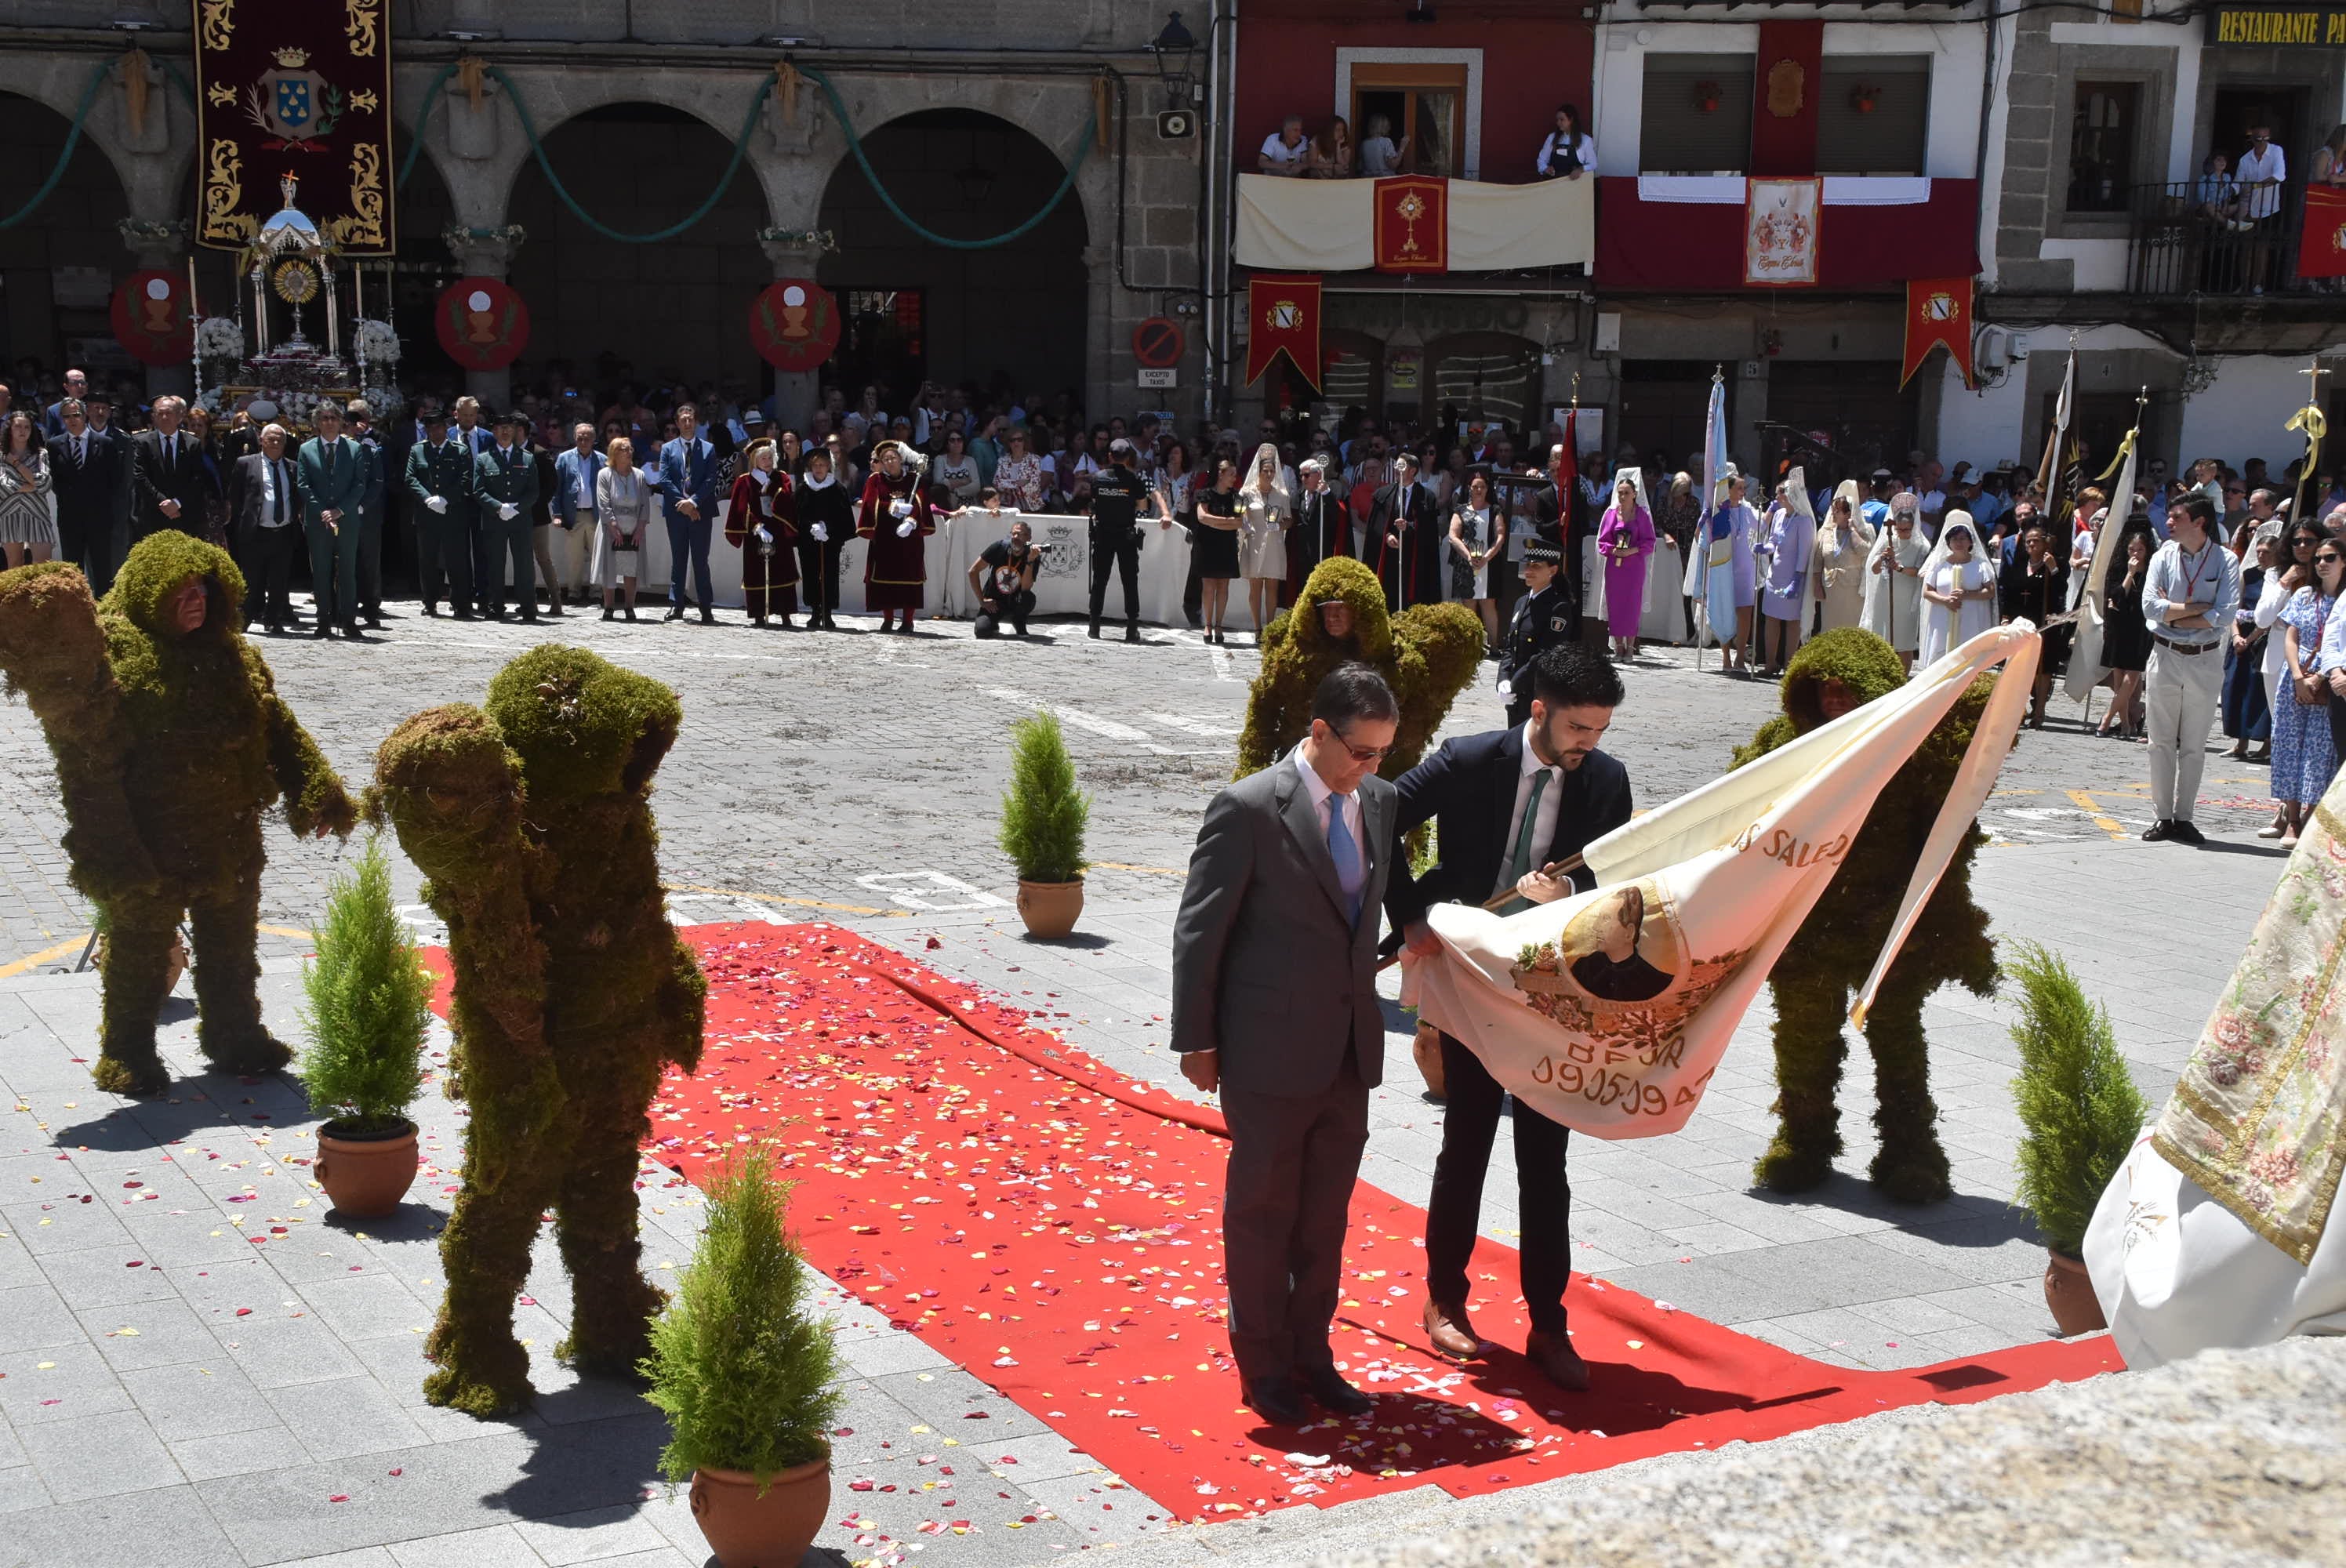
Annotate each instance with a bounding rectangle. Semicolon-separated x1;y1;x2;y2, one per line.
856;441;935;633
724;438;798;627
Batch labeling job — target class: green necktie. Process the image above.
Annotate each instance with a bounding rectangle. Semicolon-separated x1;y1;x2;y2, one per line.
1495;768;1550;916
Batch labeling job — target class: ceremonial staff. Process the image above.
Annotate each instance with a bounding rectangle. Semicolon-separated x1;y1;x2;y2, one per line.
2290;358;2330;526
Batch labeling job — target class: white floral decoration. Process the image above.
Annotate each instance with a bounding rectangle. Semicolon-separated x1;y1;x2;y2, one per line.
194;317;245;358
353;319;402;364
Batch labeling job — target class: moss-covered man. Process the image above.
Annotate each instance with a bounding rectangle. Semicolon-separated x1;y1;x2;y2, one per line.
0;539;354;1094
1234;556;1485;783
372;645;706;1415
1731;627;1996;1203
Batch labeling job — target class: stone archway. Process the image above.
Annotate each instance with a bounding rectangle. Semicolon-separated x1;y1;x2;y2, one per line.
503;102;771;393
0;90;133;383
815;108;1090;408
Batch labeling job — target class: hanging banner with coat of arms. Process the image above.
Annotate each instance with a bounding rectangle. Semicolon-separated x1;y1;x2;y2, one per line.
192;0;395;254
1242;274;1324;393
1743;176;1821;287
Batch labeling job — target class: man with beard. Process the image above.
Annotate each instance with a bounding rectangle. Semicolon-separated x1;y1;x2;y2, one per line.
1386;644;1631;1393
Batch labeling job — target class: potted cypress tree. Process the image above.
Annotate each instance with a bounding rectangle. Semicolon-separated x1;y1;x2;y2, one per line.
999;712;1090;938
643;1145;843;1568
299;834;432;1218
2006;941;2144;1336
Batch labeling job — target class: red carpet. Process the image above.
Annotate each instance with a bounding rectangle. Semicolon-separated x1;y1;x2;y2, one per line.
436;922;2123;1521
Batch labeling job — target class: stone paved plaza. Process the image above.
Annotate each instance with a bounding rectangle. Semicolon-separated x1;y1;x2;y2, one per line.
0;604;2295;1568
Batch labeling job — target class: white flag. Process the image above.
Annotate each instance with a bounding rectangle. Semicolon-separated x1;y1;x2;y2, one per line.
1687;376;1729;650
2064;426;2139;703
1402;622;2041;1139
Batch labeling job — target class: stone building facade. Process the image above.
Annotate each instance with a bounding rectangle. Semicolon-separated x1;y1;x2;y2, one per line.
0;0;1208;423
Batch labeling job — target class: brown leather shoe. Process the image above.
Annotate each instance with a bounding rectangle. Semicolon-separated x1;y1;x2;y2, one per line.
1525;1329;1591;1392
1422;1298;1480;1361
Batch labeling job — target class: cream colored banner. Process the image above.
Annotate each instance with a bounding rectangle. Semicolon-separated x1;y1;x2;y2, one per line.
1401;622;2040;1139
1233;175;1595;273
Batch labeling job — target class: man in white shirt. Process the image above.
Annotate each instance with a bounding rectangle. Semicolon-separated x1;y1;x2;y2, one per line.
2239;124;2288;291
1258;115;1309;176
2140;495;2242;844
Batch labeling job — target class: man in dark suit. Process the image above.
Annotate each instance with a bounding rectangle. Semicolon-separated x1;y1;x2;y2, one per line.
655;402;720;622
404;408;476;619
474;410;543;622
346;399;388;627
226;422;303;630
1172;664;1400;1428
297;401;369;638
46;398;129;594
1385;643;1631;1392
41;368;89;437
132;394;208;543
1369;453;1440;610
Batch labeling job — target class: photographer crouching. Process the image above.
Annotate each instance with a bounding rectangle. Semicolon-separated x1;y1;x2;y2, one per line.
969;506;1045;639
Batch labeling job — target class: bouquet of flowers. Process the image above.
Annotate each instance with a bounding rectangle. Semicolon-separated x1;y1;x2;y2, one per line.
353;319;402;365
194;317;245;359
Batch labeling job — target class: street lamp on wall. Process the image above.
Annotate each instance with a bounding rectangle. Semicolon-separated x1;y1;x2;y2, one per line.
1148;11;1198;107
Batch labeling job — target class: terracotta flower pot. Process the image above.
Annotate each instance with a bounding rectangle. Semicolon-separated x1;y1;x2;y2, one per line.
1017;877;1084;939
691;1460;830;1568
2042;1248;2106;1337
314;1119;419;1218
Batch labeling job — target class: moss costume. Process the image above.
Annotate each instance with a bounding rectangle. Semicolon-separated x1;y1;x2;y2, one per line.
372;645;706;1416
1731;628;1996;1203
0;540;354;1095
1233;556;1486;783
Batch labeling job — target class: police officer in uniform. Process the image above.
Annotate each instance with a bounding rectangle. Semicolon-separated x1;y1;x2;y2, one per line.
1086;437;1148;641
1498;540;1572;728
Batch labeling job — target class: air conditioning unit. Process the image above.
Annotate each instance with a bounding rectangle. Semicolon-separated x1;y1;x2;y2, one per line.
1157;110;1195;140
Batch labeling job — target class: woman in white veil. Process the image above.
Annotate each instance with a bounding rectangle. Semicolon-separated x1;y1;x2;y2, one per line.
1861;490;1930;673
1814;478;1873;634
1595;466;1654;661
1237;441;1292;637
1914;509;1998;670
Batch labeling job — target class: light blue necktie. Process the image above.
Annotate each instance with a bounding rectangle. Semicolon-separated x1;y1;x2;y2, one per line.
1325;795;1364;924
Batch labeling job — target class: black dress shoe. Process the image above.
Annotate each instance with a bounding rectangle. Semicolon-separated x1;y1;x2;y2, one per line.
1089;623;1102;640
664;605;685;622
452;609;477;621
602;607;616;622
1299;1368;1375;1417
421;603;439;618
1240;1379;1311;1427
699;608;717;625
518;612;539;624
340;622;361;639
2141;820;2176;843
1125;625;1142;643
624;606;637;622
2170;819;2206;845
310;623;332;639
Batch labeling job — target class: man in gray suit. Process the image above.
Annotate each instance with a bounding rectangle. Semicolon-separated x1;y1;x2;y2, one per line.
1171;663;1399;1427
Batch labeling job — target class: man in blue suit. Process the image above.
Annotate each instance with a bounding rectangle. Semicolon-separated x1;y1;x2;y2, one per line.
297;401;370;639
1383;643;1632;1395
656;402;720;624
474;410;543;622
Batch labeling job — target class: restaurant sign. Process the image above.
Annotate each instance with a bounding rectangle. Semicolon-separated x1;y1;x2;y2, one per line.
2207;5;2346;45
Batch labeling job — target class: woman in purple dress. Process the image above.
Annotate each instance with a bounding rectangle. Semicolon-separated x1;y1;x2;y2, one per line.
1595;473;1654;661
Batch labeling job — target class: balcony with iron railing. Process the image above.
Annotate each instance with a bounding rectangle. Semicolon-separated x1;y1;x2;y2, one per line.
2124;179;2317;296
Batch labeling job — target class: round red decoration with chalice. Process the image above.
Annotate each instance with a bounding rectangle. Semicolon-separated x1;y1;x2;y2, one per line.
434;276;531;371
750;279;842;372
111;270;192;366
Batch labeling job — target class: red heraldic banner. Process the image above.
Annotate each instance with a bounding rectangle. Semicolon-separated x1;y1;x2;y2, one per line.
1752;19;1825;178
1373;176;1449;273
193;0;395;253
1900;277;1977;390
2301;187;2346;279
1244;274;1324;391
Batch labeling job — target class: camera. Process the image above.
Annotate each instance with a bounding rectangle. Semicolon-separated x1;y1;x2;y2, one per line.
1030;541;1054;554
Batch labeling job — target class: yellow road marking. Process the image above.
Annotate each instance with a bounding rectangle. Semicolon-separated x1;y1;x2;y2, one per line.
259;924;312;940
674;884;909;918
0;935;88;979
2066;789;2130;841
1090;862;1185;877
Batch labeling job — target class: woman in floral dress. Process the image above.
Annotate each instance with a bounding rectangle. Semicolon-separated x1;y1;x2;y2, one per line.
2271;540;2344;846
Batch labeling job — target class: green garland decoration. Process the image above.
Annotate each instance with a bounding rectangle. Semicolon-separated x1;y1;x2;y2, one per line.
1234;557;1487;783
372;646;706;1417
0;540;354;1096
1732;627;1998;1203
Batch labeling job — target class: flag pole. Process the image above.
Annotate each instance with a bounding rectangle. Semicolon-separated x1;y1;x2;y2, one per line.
1694;366;1725;672
2291;358;2330;525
